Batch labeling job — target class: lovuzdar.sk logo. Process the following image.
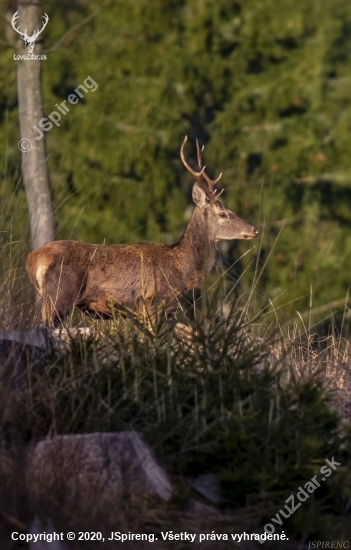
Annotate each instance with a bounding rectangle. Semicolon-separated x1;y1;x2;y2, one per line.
11;10;49;59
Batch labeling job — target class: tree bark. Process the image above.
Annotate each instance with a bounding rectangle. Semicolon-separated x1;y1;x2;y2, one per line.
16;0;55;250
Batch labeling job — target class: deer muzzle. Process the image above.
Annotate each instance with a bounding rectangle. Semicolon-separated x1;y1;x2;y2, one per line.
241;227;259;240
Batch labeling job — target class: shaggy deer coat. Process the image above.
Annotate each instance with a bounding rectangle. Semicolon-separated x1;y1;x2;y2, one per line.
26;138;258;325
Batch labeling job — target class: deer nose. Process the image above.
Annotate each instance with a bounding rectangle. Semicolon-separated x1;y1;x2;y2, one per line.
241;227;259;239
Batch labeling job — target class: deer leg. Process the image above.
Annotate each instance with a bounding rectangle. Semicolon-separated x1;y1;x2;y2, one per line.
86;300;113;318
41;298;54;326
40;295;74;327
31;296;58;327
31;296;47;328
75;291;115;318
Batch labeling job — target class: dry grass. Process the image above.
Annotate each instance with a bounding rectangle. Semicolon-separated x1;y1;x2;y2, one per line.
0;297;350;548
0;222;350;547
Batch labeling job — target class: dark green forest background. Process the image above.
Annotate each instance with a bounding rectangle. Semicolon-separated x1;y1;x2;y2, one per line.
1;0;351;319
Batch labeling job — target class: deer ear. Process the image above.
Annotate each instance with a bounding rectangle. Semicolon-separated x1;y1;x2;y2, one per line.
192;182;208;208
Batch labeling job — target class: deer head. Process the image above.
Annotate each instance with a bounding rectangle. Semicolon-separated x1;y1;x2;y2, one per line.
180;136;259;241
11;10;49;53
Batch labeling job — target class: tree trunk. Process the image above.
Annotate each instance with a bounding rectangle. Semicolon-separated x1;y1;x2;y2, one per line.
16;0;55;250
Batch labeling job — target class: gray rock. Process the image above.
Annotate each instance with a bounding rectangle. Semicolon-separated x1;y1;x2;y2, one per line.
28;516;69;550
51;327;96;352
192;473;221;504
0;328;52;351
0;327;97;356
29;432;172;509
0;339;46;391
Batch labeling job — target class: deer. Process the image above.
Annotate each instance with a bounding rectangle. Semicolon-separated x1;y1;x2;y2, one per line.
26;137;259;326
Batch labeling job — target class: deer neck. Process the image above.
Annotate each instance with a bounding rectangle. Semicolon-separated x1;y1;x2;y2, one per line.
174;207;217;289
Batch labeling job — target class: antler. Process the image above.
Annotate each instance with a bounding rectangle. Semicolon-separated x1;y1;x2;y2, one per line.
11;11;27;40
32;13;49;40
11;11;49;42
180;136;207;193
196;139;222;197
180;136;223;202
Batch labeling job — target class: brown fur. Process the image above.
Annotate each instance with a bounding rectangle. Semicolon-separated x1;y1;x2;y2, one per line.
26;182;258;326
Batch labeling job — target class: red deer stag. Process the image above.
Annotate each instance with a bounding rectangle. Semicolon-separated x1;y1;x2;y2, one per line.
26;137;259;326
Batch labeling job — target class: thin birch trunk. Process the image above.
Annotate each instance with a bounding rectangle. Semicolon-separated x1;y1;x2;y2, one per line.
16;0;55;250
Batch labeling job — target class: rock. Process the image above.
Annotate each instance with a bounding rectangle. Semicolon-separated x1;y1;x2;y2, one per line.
0;328;52;351
0;329;53;392
186;498;231;521
51;327;96;352
0;327;97;356
192;473;221;504
28;516;69;550
0;339;45;391
29;432;172;510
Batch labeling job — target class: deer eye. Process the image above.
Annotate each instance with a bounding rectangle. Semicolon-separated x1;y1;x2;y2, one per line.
219;212;226;218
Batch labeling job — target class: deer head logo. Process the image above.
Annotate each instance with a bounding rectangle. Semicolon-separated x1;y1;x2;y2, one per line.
11;10;49;54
